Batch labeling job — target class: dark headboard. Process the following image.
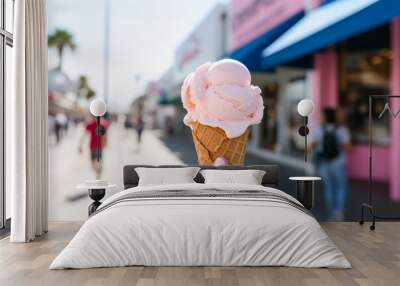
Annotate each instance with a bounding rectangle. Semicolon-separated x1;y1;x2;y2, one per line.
123;165;279;189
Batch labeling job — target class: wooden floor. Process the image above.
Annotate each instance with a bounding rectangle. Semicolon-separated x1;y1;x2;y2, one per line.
0;222;399;286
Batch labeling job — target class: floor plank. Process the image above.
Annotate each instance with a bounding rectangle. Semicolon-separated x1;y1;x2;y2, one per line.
0;222;399;286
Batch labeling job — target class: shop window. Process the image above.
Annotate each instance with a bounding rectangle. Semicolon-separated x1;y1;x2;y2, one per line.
339;49;391;145
260;83;278;150
286;77;307;157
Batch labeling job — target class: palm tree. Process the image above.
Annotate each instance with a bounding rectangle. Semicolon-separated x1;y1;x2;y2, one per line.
48;29;76;71
77;75;96;100
86;88;96;100
78;75;88;92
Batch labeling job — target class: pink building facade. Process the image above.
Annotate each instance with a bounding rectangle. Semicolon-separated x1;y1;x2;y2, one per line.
229;0;305;52
311;19;400;201
229;0;400;201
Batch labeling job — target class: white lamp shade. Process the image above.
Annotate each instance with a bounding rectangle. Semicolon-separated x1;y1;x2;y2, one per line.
297;99;314;116
90;98;107;117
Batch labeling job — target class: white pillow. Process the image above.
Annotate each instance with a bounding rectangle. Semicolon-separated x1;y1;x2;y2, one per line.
200;169;266;185
135;167;200;186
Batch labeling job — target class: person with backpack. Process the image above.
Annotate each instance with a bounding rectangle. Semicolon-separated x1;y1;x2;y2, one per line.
310;108;351;221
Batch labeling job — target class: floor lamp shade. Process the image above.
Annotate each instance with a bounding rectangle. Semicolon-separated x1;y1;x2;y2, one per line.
90;98;107;117
297;99;314;117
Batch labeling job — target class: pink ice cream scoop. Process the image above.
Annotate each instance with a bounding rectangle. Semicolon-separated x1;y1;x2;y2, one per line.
181;59;264;138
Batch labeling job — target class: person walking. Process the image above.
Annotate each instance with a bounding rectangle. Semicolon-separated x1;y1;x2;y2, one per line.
310;108;351;221
48;113;56;146
54;112;65;143
135;113;144;146
79;115;109;179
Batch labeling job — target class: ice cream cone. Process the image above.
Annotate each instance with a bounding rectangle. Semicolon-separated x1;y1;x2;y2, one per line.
191;121;249;165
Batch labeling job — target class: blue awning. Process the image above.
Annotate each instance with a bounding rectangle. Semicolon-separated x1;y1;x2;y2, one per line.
262;0;400;70
227;12;303;72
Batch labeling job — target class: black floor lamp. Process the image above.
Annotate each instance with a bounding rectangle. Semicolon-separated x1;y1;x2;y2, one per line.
89;98;107;161
359;95;400;230
297;99;314;162
86;98;107;215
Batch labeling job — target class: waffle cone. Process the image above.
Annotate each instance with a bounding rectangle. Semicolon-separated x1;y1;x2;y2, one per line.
191;121;249;165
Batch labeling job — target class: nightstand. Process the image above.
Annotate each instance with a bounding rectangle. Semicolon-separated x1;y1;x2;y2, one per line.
289;177;321;210
77;182;117;216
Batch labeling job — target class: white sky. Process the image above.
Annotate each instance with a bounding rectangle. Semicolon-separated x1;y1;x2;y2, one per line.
48;0;226;113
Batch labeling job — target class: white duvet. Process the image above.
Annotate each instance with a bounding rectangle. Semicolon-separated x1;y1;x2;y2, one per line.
50;183;350;269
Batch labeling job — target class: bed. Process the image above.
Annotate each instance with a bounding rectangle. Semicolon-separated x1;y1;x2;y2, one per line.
50;165;350;269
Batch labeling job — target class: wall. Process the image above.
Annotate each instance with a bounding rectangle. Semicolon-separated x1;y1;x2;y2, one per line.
229;0;304;52
390;19;400;201
173;4;227;84
347;146;389;181
311;51;338;127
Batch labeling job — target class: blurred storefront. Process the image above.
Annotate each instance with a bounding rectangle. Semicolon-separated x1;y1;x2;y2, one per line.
151;3;228;135
148;0;400;203
228;0;306;70
227;0;312;168
257;0;400;200
48;68;86;121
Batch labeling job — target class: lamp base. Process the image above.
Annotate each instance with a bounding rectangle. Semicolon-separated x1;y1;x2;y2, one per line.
88;188;105;216
295;181;314;210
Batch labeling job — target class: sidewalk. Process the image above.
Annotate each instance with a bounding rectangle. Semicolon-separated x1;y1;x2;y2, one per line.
49;123;183;221
160;131;400;221
48;123;400;222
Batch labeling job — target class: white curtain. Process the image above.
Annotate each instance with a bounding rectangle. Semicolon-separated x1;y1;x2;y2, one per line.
9;0;48;242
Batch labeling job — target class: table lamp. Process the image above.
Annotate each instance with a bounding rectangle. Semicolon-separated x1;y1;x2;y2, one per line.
297;99;314;163
89;98;107;162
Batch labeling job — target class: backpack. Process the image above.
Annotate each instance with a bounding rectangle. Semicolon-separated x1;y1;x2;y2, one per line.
320;127;340;160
